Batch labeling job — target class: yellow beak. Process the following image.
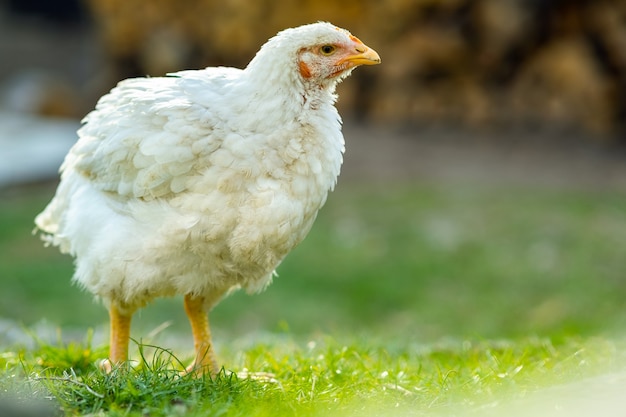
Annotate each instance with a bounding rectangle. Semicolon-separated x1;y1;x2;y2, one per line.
338;43;381;67
341;44;381;66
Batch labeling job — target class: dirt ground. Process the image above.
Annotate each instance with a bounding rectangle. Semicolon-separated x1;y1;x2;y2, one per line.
341;122;626;192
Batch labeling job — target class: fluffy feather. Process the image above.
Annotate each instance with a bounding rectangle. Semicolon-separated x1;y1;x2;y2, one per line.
35;22;379;370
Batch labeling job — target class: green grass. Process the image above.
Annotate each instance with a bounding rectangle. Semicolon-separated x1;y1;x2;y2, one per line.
2;334;624;416
1;181;626;415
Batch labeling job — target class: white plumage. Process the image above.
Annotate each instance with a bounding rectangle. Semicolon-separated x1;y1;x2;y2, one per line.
35;22;380;374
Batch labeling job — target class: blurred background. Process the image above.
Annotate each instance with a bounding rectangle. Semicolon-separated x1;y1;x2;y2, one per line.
1;0;626;349
2;0;626;132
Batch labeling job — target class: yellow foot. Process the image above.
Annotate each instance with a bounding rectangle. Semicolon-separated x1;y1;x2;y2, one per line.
99;359;113;374
98;358;137;374
179;358;219;378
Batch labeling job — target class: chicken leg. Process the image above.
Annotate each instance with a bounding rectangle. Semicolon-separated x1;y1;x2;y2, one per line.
101;304;132;372
183;293;219;376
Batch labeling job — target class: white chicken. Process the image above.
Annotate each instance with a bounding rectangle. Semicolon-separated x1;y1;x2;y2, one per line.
35;22;380;375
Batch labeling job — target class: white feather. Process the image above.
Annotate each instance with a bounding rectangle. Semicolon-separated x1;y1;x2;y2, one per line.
35;22;368;312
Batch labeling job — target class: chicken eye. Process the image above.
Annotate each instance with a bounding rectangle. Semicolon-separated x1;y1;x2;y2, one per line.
320;45;336;55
